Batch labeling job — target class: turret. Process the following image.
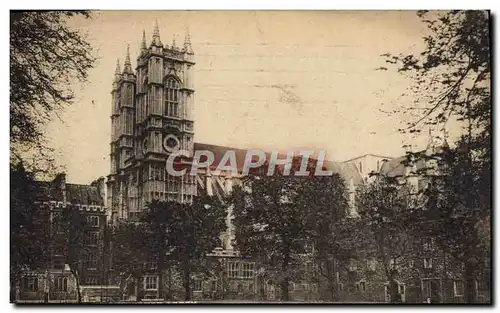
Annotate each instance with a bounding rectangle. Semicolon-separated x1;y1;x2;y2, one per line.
183;29;194;55
141;30;147;53
150;19;163;54
122;45;134;77
113;58;122;90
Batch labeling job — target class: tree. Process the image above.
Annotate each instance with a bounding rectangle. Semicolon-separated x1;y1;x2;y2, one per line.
415;137;491;303
110;221;148;293
382;10;491;303
10;11;96;300
10;11;96;174
299;174;354;302
229;157;327;301
356;177;413;303
10;163;49;302
142;196;226;301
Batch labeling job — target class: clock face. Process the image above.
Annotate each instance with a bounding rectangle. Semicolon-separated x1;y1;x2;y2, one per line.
163;134;180;153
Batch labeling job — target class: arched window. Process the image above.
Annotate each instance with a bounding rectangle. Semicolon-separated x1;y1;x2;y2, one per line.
165;77;180;117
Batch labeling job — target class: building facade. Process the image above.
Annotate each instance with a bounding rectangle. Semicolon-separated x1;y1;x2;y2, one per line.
16;173;113;303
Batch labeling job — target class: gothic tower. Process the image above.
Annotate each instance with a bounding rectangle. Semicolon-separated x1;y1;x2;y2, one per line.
107;21;196;223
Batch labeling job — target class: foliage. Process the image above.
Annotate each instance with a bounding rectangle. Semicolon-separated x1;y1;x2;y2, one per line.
110;221;147;280
383;10;490;138
141;196;227;300
356;177;413;303
10;163;49;301
229;157;352;301
10;11;96;174
382;10;491;303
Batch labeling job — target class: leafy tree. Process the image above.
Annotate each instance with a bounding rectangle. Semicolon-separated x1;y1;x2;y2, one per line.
413;137;491;303
229;157;328;301
142;196;226;301
10;11;96;174
383;10;491;303
299;174;354;302
10;11;96;299
356;177;413;303
10;163;49;302
110;221;148;289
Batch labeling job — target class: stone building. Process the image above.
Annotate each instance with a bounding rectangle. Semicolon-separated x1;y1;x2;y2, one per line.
15;173;115;303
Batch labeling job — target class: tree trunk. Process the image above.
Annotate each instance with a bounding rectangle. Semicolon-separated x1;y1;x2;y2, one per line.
260;275;266;301
280;248;290;301
70;268;82;303
388;278;400;303
327;258;337;302
464;260;477;303
182;261;191;301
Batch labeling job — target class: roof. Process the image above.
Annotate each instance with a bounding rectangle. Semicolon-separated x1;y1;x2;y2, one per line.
343;153;394;163
193;142;364;185
33;180;104;206
378;154;427;177
66;184;104;206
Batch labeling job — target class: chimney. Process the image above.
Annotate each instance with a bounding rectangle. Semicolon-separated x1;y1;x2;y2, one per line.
53;172;67;203
91;177;106;204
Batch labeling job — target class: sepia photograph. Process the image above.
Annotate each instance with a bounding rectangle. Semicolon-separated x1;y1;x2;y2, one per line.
9;10;491;304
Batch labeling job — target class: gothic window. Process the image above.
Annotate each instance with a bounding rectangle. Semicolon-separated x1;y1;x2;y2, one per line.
54;277;68;292
144;276;158;290
126;85;133;104
165;77;180;117
23;277;39;292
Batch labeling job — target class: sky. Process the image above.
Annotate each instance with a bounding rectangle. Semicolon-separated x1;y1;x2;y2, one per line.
46;11;444;184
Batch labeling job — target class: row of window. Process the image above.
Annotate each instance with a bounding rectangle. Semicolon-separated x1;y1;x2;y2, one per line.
22;277;68;292
85;232;100;246
226;262;255;279
139;165;195;183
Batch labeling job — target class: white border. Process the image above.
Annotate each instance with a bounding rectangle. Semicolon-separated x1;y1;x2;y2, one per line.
2;3;498;313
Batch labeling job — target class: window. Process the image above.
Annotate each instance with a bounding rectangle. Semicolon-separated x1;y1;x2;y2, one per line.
87;215;99;227
423;238;434;251
423;258;433;269
54;277;68;292
422;280;431;299
193;280;202;292
165;77;180;117
337;283;344;292
146;256;157;270
126;84;133;104
226;262;254;279
241;262;254;278
288;282;295;292
144;276;158;290
399;284;405;295
86;253;98;269
226;262;239;278
86;232;99;246
23;277;38;292
360;281;366;292
454;280;464;297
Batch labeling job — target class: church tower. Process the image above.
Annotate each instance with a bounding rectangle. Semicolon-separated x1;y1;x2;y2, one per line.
107;21;196;223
